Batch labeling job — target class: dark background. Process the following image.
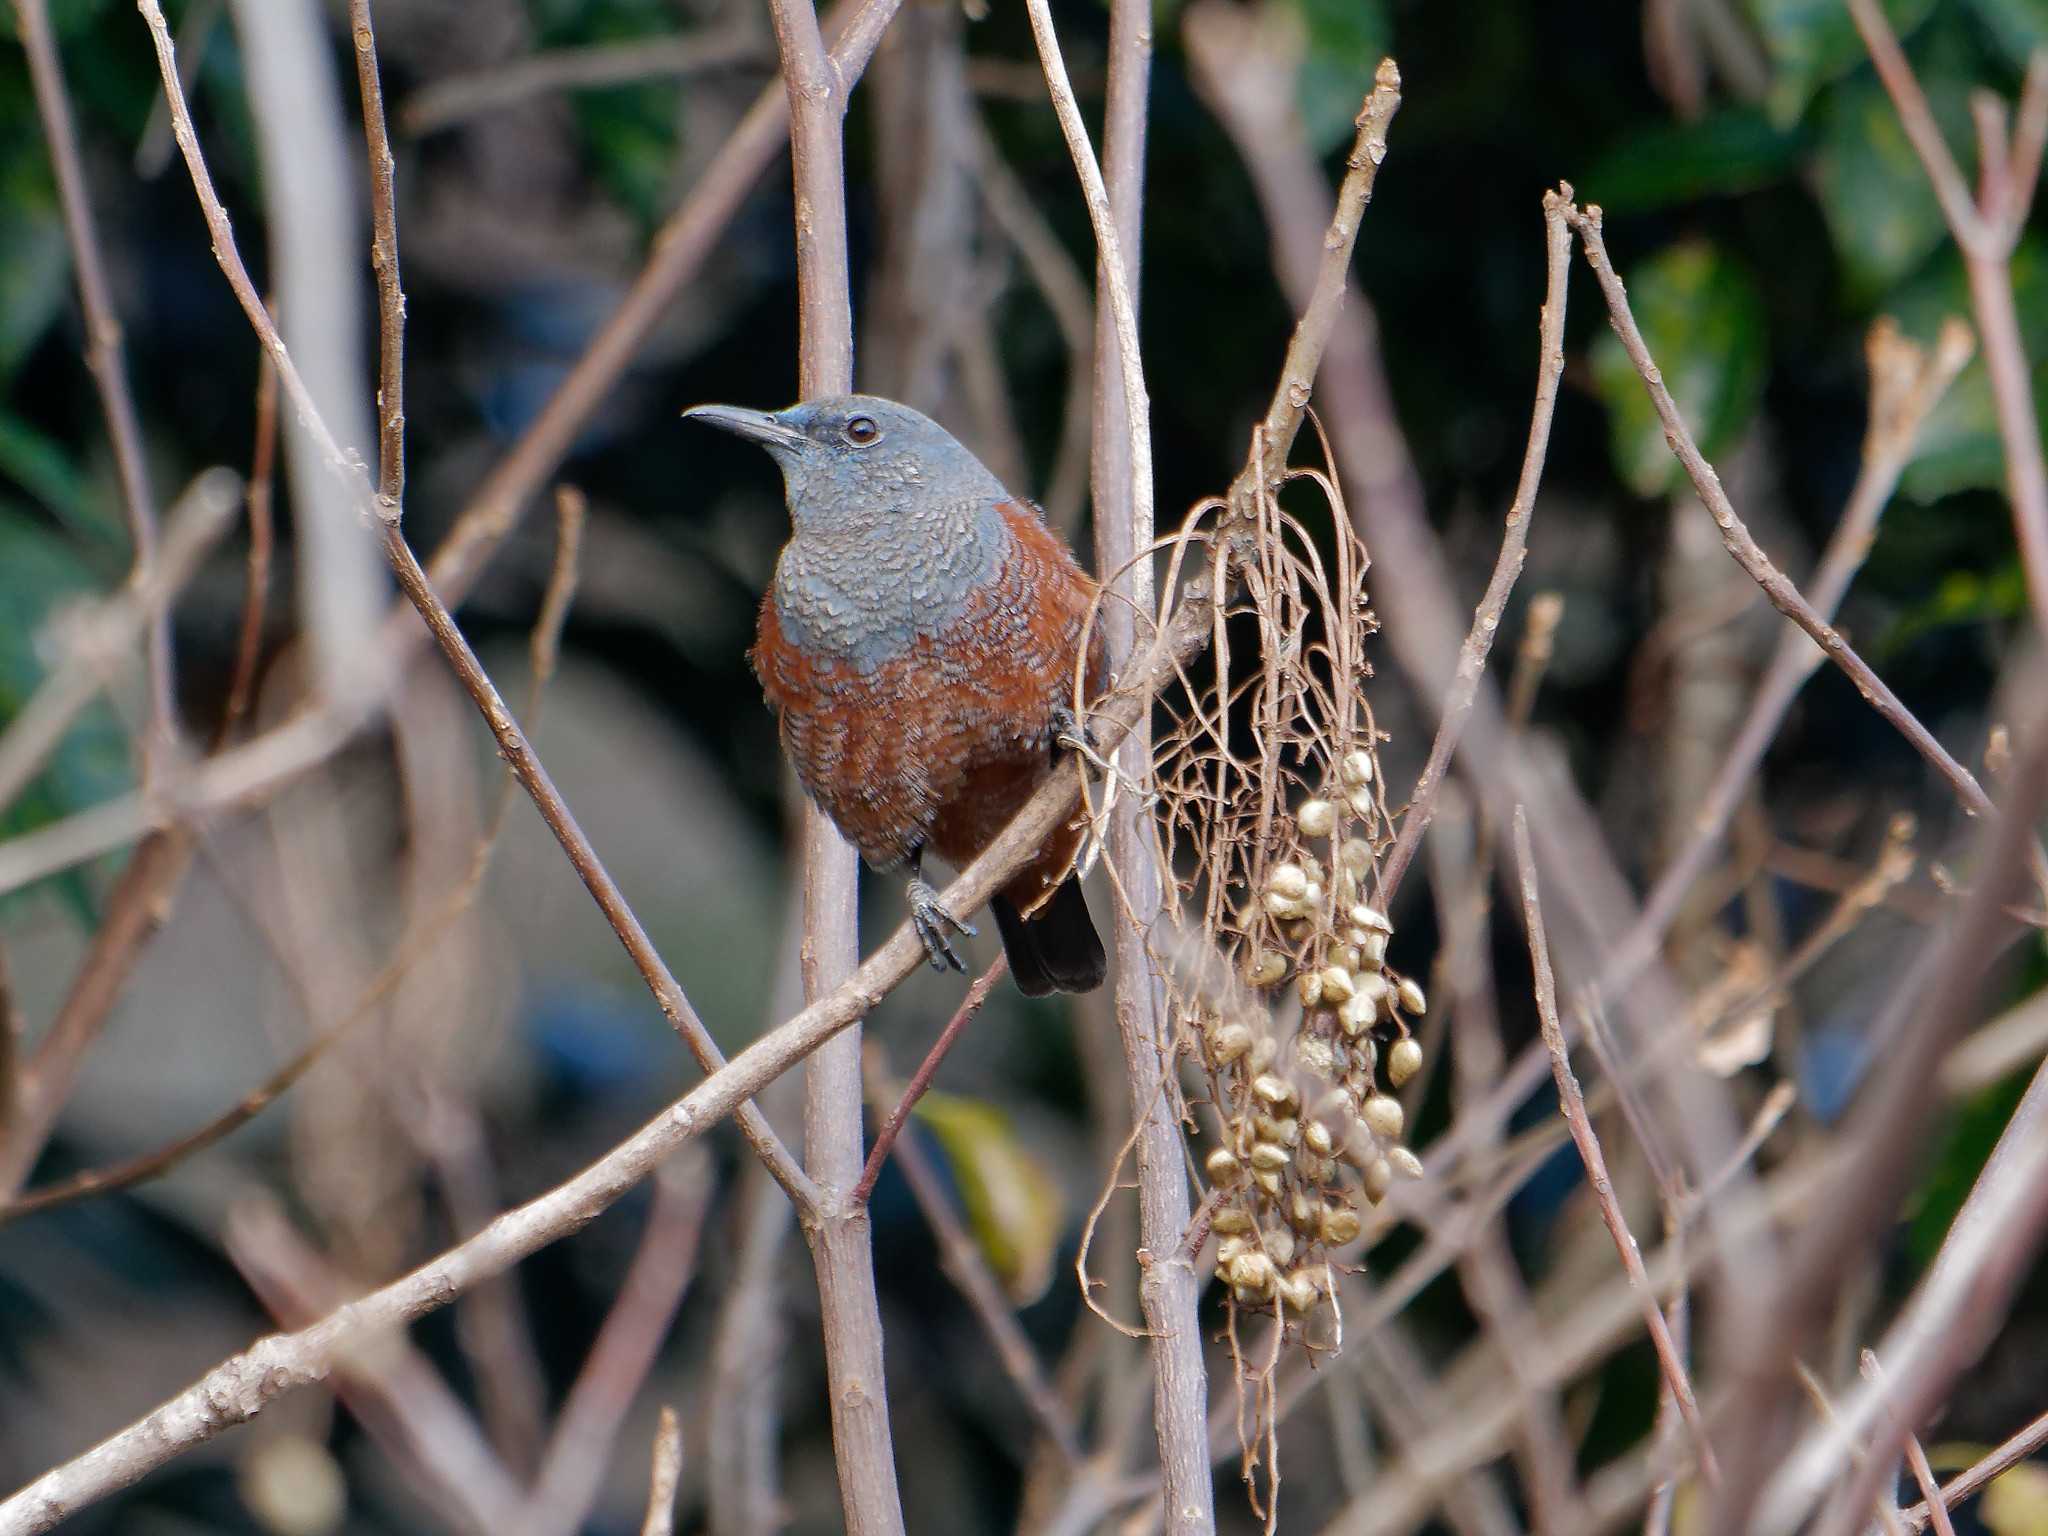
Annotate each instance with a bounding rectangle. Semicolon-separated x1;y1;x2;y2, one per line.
2;0;2045;1530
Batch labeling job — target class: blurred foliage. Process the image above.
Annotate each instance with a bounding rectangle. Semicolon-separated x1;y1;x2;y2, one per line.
2;0;2048;1528
533;0;684;223
914;1091;1063;1305
1984;1460;2048;1534
1289;0;1391;153
1750;0;1936;123
0;519;131;923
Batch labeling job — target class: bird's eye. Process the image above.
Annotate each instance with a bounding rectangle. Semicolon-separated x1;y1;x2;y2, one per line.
842;415;881;447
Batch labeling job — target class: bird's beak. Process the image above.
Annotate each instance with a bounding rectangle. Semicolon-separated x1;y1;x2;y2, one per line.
681;403;806;450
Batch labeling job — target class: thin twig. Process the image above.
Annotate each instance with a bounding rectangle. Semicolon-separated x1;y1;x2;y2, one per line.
853;955;1006;1205
1511;806;1719;1486
0;718;1154;1531
1898;1404;2048;1532
390;525;820;1201
348;0;405;514
0;471;240;819
16;0;171;772
641;1407;684;1536
1376;187;1571;903
0;493;586;1226
214;316;281;749
219;0;386;708
1737;723;2048;1535
871;1060;1086;1465
228;1197;525;1536
1861;1353;1956;1536
400;31;771;136
146;0;816;1208
1429;801;1582;1534
1564;200;2000;827
1611;316;1971;988
1217;57;1404;520
967;110;1096;533
1025;0;1209;1524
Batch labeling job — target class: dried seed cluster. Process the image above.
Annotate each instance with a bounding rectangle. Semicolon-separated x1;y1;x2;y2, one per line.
1193;754;1426;1318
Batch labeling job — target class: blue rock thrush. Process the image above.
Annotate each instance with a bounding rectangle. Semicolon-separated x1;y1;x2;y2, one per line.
684;394;1108;995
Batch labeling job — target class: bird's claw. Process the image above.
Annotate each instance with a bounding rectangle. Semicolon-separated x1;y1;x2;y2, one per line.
908;877;975;973
1049;702;1098;760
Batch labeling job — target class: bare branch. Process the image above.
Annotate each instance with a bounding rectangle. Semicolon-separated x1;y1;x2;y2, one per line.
1212;50;1404;518
1375;187;1571;903
348;0;405;511
220;0;387;708
1733;720;2048;1534
15;0;171;768
1899;1404;2048;1532
1612;316;1973;994
853;955;1007;1205
400;31;770;137
1844;0;1987;247
1860;1353;1956;1536
1511;807;1719;1485
0;397;1218;1530
215;319;281;750
1849;1;2048;644
1025;0;1213;1524
0;470;239;820
1566;201;2005;829
641;1407;684;1536
229;1197;526;1535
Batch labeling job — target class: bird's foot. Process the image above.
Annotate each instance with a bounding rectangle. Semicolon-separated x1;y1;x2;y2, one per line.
908;877;976;973
1049;702;1099;760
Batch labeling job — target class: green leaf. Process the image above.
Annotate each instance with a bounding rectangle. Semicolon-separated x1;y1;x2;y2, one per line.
1590;241;1769;499
1963;0;2048;70
0;207;69;379
1583;109;1803;213
914;1091;1064;1306
1814;79;1948;300
1884;564;2029;652
1749;0;1936;124
0;409;127;556
0;514;134;919
1289;0;1391;156
1982;1462;2048;1536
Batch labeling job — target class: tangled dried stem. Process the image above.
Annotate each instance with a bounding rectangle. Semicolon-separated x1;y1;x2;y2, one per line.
1085;428;1426;1521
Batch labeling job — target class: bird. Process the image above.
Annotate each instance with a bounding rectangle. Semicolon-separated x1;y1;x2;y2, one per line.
684;393;1108;996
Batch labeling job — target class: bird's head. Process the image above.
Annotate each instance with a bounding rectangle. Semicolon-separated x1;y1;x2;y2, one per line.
683;394;1007;537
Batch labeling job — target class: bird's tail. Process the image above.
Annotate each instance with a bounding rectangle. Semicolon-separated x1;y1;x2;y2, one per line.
992;877;1106;996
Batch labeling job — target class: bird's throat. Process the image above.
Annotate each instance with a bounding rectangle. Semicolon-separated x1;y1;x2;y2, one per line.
771;506;1006;672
